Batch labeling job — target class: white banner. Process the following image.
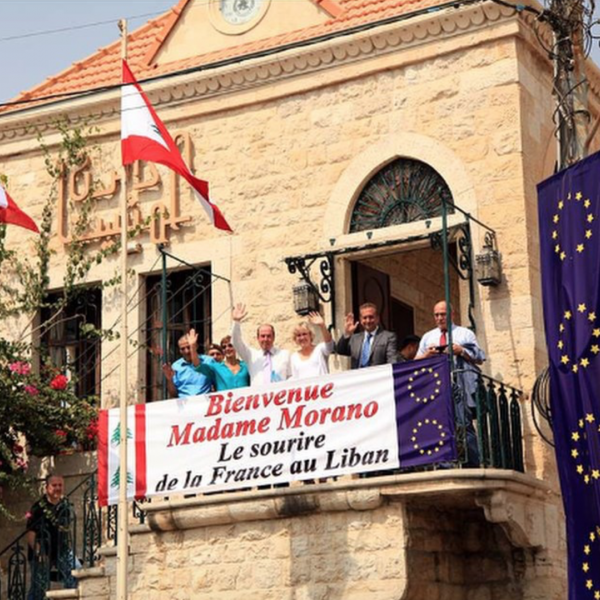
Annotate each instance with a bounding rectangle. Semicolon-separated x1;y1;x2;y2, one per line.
99;364;400;504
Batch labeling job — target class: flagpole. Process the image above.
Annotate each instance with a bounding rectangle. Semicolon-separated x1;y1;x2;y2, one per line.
117;17;129;600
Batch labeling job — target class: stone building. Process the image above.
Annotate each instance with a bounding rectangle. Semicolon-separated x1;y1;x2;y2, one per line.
1;0;596;596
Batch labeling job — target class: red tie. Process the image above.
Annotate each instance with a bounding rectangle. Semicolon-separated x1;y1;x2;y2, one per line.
440;331;447;346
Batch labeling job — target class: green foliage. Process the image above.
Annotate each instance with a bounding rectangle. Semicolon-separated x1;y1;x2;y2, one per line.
0;120;114;514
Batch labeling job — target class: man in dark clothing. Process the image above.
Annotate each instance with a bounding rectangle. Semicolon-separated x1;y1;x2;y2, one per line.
26;474;79;600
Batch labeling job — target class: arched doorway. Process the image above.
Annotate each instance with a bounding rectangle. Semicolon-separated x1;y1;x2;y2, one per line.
348;158;463;346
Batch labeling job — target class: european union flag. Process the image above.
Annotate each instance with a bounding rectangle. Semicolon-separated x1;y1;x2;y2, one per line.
394;356;457;467
538;152;600;600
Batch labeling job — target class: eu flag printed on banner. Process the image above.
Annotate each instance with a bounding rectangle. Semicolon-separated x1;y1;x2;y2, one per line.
538;151;600;600
393;356;457;467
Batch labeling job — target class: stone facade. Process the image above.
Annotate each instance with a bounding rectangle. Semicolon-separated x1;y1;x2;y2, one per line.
65;472;565;600
1;0;595;595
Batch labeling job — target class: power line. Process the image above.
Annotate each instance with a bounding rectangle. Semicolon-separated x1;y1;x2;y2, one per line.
0;11;167;43
0;0;485;116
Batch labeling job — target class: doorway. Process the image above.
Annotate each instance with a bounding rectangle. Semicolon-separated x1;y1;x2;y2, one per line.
351;243;461;343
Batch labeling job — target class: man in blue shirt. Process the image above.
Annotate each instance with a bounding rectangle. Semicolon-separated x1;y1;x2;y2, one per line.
162;331;213;398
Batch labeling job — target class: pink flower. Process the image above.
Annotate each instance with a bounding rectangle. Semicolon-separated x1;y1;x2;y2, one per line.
55;429;67;437
50;374;68;390
9;362;31;376
24;385;39;396
24;511;32;520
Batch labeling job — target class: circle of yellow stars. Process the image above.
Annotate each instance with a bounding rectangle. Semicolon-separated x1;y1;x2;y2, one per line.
410;418;447;456
571;414;600;485
407;367;441;404
552;190;595;262
581;525;600;596
557;307;600;374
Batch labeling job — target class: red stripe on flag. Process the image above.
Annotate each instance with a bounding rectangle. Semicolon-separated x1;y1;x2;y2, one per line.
0;187;39;233
97;410;109;507
134;404;147;500
121;60;232;233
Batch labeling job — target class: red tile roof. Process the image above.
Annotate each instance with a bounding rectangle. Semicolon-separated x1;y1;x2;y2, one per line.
3;0;442;113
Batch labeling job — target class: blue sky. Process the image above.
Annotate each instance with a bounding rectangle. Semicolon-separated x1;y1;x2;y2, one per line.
1;0;600;104
1;1;175;103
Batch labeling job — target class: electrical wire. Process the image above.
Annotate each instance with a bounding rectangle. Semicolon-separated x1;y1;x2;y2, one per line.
0;0;487;116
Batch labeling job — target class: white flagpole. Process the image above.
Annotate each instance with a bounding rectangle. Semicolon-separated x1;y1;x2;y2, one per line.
117;18;129;600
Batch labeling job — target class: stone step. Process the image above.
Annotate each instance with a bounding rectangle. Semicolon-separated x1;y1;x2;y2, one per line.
45;589;79;599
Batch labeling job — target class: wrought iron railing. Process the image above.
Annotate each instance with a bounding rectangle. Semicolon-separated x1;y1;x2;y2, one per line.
0;472;146;600
472;372;524;471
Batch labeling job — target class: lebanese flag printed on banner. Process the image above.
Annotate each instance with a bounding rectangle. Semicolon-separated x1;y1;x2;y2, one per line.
120;60;232;233
0;185;39;233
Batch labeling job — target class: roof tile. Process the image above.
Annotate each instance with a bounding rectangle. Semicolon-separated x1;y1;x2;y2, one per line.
3;0;440;113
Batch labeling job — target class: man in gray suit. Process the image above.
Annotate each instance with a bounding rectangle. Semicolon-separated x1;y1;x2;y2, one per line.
336;303;397;368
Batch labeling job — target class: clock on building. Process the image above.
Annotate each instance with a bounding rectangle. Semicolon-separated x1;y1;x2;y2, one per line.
210;0;270;33
220;0;263;25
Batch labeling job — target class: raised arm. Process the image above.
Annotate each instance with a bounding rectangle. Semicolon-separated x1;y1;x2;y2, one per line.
308;311;332;343
161;363;178;398
231;303;251;363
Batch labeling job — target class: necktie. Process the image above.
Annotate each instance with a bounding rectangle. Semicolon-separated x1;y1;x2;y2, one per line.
360;333;373;368
263;351;272;385
440;331;447;347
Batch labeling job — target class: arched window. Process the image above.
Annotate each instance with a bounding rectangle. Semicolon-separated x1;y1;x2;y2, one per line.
349;158;454;233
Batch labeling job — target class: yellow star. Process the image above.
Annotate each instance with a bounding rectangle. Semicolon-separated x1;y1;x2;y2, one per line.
572;432;580;441
591;532;596;541
583;562;590;573
555;244;561;253
558;200;565;209
580;419;585;428
577;244;585;253
576;191;583;200
573;364;579;373
558;341;564;349
561;355;570;364
586;229;593;239
588;214;595;223
560;324;565;332
589;313;597;322
584;544;591;555
577;465;584;474
594;591;599;600
565;311;572;319
594;329;600;337
584;198;591;208
578;303;587;313
591;345;599;354
553;214;560;223
572;449;579;458
585;474;590;483
552;230;558;239
581;358;590;368
593;470;600;479
586;414;595;423
586;579;593;590
560;251;566;261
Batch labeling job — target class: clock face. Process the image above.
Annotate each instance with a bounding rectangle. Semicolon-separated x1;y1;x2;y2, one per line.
220;0;263;25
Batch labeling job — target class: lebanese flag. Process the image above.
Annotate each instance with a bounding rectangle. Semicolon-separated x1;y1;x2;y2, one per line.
0;186;39;233
121;60;232;233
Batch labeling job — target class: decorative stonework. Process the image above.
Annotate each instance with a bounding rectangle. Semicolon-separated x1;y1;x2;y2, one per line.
0;0;531;143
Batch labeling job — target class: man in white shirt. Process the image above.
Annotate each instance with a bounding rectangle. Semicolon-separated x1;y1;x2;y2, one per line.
417;300;485;467
231;303;290;386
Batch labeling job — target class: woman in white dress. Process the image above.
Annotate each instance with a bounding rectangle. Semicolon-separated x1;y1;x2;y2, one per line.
290;312;334;379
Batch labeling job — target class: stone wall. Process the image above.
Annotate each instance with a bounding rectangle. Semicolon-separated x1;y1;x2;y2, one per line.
71;471;566;600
